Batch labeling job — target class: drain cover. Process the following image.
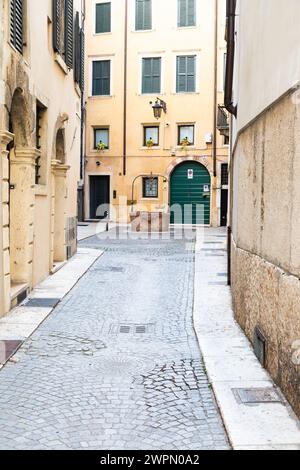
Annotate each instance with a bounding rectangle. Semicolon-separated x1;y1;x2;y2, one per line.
0;340;23;364
233;388;283;404
109;323;155;335
22;298;60;308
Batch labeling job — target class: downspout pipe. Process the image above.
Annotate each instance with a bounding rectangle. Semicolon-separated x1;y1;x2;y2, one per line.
213;0;218;178
224;0;237;117
123;0;128;176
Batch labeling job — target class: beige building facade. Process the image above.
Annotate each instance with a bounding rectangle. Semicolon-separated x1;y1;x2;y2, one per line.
84;0;229;226
0;0;84;316
228;0;300;417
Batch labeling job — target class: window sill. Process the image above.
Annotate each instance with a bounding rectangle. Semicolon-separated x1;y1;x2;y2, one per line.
141;198;159;201
94;32;112;36
177;26;198;30
172;92;199;95
140;147;161;150
89;95;114;99
131;29;156;34
35;185;48;197
54;53;68;75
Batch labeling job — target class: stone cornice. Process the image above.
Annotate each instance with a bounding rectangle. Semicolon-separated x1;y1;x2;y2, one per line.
0;130;14;149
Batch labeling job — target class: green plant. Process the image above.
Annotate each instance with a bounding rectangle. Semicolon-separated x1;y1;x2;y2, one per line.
181;136;190;149
96;140;106;152
146;138;154;148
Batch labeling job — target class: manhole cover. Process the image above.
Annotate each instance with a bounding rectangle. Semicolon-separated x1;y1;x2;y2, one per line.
22;298;60;308
233;388;283;404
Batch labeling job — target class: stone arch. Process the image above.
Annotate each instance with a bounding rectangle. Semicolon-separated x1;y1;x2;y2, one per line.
9;87;32;148
166;155;214;179
55;128;66;164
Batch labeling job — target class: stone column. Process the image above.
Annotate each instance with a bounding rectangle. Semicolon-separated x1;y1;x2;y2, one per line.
0;131;14;316
9;148;38;286
51;160;70;264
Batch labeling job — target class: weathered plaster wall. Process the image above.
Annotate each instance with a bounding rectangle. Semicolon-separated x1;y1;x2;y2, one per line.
231;91;300;417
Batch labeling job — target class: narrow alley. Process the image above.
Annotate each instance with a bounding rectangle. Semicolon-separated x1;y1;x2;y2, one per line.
0;229;229;450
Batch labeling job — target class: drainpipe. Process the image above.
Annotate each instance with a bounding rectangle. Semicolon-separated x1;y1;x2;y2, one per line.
79;0;86;221
213;0;218;178
224;0;237;117
123;0;128;176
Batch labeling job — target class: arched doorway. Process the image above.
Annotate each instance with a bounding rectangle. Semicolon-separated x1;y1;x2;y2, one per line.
51;128;69;266
9;88;35;287
170;161;211;225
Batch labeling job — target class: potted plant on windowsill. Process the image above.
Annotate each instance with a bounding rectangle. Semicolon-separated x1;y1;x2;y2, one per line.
146;137;154;148
97;140;106;152
181;137;190;151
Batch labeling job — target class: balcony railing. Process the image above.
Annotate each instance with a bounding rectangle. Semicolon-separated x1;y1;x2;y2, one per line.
217;105;229;137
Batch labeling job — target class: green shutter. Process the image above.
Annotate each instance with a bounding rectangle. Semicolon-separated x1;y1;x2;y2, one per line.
10;0;24;54
178;0;195;27
142;58;161;94
176;55;196;92
92;60;110;96
65;0;74;68
96;3;111;33
136;0;152;31
187;0;196;26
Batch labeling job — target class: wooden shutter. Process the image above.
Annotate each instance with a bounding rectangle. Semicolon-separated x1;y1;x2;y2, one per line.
177;56;195;92
136;0;152;31
93;61;110;96
10;0;23;54
52;0;61;53
74;12;80;83
96;2;111;33
187;55;196;92
80;29;85;91
178;0;195;27
142;58;161;94
187;0;196;26
65;0;74;68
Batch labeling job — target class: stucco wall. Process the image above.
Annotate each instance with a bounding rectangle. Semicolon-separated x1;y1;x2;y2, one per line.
233;0;300;138
0;0;82;314
231;91;300;417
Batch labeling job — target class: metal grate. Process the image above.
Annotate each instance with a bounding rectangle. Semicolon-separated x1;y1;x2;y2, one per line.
110;323;155;335
120;325;131;334
254;327;266;366
233;387;283;404
22;298;60;308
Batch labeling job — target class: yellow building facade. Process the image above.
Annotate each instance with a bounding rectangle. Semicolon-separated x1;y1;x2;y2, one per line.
0;0;84;316
84;0;229;226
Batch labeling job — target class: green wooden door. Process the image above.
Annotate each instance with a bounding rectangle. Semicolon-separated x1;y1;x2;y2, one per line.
170;162;211;225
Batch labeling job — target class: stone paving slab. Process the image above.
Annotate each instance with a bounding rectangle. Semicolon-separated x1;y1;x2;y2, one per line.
194;227;300;450
0;230;229;450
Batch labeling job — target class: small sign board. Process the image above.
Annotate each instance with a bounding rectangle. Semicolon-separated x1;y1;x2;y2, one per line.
203;184;210;193
187;169;194;180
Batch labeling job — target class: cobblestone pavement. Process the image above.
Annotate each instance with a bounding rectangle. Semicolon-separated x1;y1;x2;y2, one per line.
0;229;229;450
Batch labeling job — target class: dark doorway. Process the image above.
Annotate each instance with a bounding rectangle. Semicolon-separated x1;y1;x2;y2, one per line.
220;189;228;227
89;176;110;219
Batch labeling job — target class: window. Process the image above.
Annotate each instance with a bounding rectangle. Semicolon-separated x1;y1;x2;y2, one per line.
143;177;158;198
178;125;195;145
96;2;111;33
144;126;159;146
221;163;229;186
94;128;109;149
52;0;74;68
35;101;47;185
74;12;85;91
136;0;152;31
10;0;24;54
176;55;196;93
92;60;111;96
142;58;161;94
178;0;196;27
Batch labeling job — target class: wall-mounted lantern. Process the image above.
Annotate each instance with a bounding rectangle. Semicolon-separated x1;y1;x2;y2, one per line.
150;98;167;120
